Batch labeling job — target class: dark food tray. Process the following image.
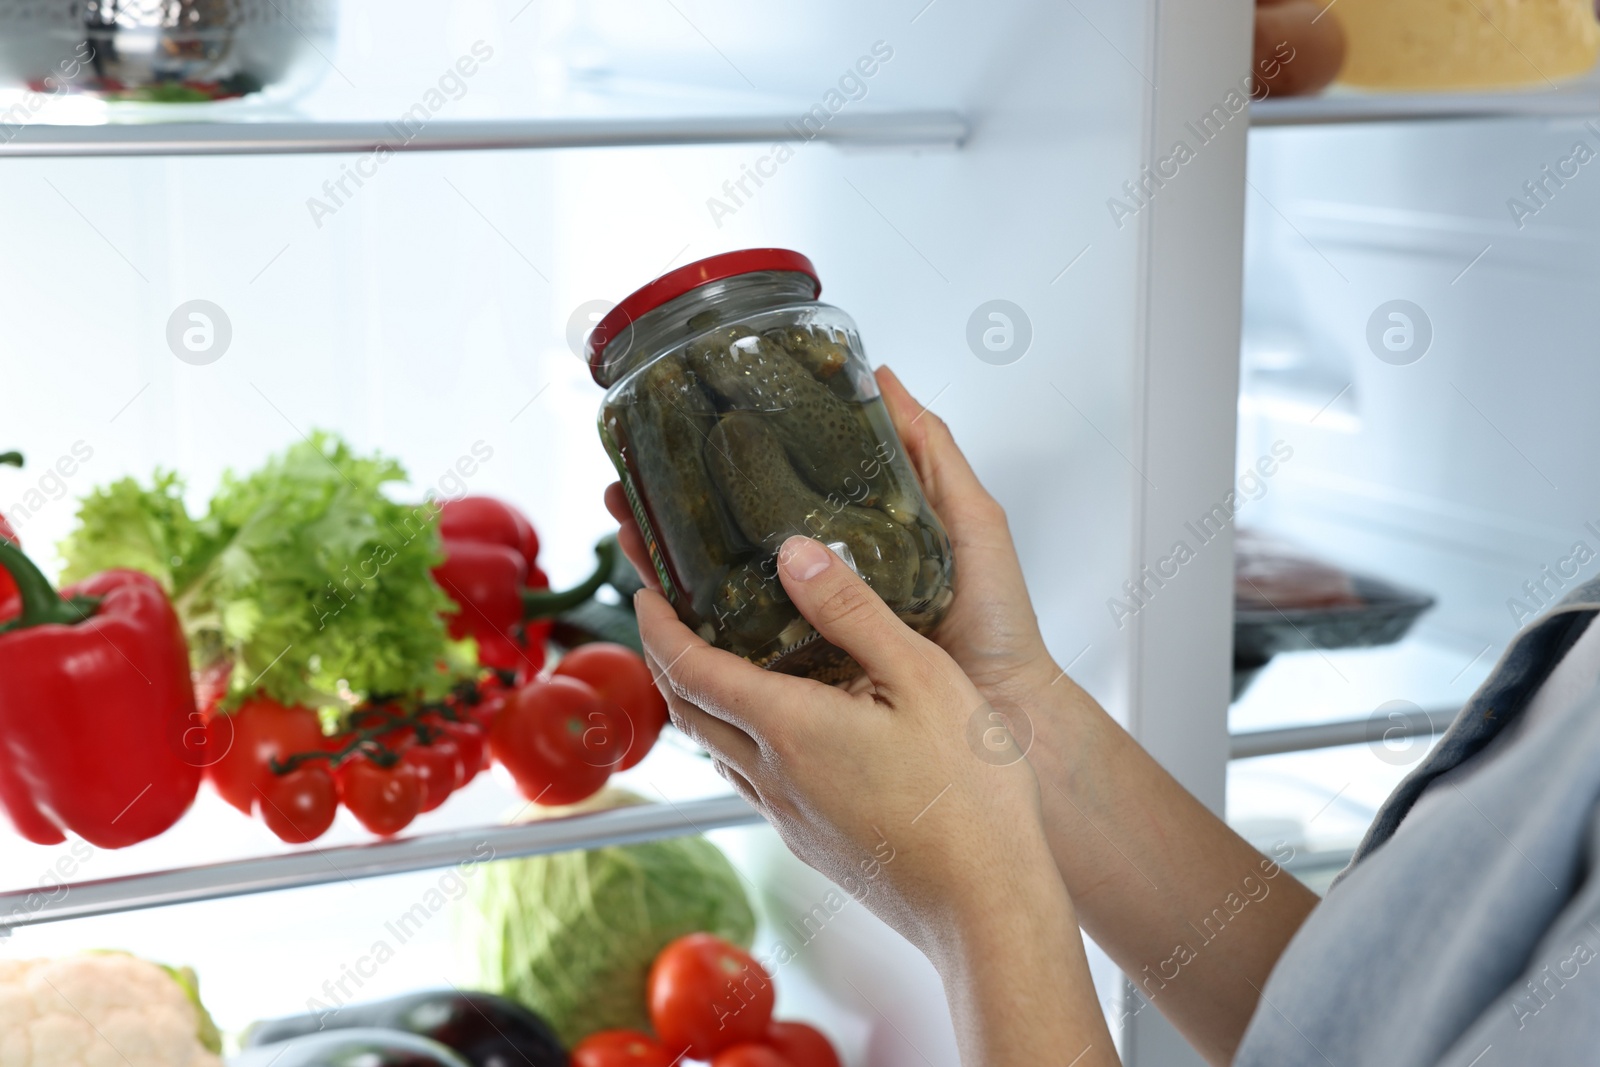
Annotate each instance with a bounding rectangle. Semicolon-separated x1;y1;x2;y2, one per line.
1232;575;1436;699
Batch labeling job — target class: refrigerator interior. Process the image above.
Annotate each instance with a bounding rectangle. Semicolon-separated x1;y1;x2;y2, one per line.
1229;113;1600;879
0;0;1166;1062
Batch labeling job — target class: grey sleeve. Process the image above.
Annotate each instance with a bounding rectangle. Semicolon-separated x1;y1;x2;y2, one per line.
1435;809;1600;1067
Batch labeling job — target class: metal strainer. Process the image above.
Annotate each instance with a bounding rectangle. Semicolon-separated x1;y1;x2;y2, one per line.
0;0;337;102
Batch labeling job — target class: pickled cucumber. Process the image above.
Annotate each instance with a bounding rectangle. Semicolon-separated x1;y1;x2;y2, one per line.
704;412;919;605
897;514;957;633
764;325;849;381
603;358;739;613
711;559;804;659
686;329;920;524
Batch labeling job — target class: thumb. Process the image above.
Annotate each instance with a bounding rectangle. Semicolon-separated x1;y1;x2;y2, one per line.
776;535;931;684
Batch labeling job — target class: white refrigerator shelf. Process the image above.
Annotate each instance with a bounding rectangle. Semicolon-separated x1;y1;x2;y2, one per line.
0;111;968;157
0;794;761;933
1251;84;1600;126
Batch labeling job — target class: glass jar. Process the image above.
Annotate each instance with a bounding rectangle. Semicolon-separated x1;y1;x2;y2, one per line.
590;248;954;683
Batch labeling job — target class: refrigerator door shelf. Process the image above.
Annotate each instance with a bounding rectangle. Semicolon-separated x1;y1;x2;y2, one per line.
0;111;969;158
0;794;760;933
1251;77;1600;127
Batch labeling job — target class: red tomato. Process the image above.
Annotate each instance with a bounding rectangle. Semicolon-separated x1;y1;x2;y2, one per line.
571;1030;675;1067
490;677;620;805
649;933;775;1061
205;698;326;815
520;619;553;683
439;719;487;780
713;1046;793;1067
256;765;338;844
764;1022;841;1067
553;643;669;771
467;683;513;734
399;734;462;812
337;756;421;836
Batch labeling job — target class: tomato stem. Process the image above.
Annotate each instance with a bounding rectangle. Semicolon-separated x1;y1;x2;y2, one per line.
269;696;466;775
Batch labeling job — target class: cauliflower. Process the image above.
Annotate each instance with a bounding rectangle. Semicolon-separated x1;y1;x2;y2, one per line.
0;954;222;1067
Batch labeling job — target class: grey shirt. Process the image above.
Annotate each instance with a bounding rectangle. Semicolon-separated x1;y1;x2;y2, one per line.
1233;577;1600;1067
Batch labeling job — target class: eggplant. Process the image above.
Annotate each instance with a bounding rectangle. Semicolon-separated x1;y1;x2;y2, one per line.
245;990;568;1067
230;1028;470;1067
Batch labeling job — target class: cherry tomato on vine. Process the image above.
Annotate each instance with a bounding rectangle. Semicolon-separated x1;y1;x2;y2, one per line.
649;933;775;1060
466;677;514;733
571;1030;675;1067
206;697;326;815
336;756;421;836
399;733;462;812
438;718;487;780
712;1046;793;1067
255;764;338;844
553;643;669;771
763;1023;841;1067
489;677;620;805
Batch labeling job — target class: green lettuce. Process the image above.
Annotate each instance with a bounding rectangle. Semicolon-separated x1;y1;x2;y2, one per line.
60;433;469;712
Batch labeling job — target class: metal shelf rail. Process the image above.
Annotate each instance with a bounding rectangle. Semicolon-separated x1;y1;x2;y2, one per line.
0;794;762;934
0;111;968;158
1251;86;1600;127
1229;705;1455;760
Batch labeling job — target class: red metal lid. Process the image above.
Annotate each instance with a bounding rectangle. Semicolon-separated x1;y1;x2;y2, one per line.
586;248;820;384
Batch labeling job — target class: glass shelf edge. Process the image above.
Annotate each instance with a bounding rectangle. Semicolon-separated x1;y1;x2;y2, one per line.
1251;91;1600;128
0;110;968;157
0;793;760;932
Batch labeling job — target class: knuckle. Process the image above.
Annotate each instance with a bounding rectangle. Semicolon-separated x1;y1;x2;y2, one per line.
757;718;795;764
664;701;699;743
661;643;711;701
972;492;1008;528
814;577;879;628
921;408;952;438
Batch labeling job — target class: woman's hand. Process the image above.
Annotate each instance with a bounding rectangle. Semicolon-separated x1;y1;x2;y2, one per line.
633;534;1118;1067
632;533;1045;950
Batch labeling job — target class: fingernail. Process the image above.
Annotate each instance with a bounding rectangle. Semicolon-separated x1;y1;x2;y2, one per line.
780;536;831;582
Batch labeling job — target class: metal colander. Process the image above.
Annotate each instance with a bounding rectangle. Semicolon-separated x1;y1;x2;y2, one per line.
0;0;337;101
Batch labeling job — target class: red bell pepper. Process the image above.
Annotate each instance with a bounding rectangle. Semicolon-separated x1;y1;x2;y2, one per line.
431;497;612;680
0;450;21;621
0;540;202;848
439;495;541;572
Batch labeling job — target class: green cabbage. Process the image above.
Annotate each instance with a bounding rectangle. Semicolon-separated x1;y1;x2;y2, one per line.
460;792;755;1046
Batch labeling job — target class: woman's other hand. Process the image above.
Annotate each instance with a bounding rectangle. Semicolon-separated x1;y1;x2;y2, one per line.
871;366;1073;716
